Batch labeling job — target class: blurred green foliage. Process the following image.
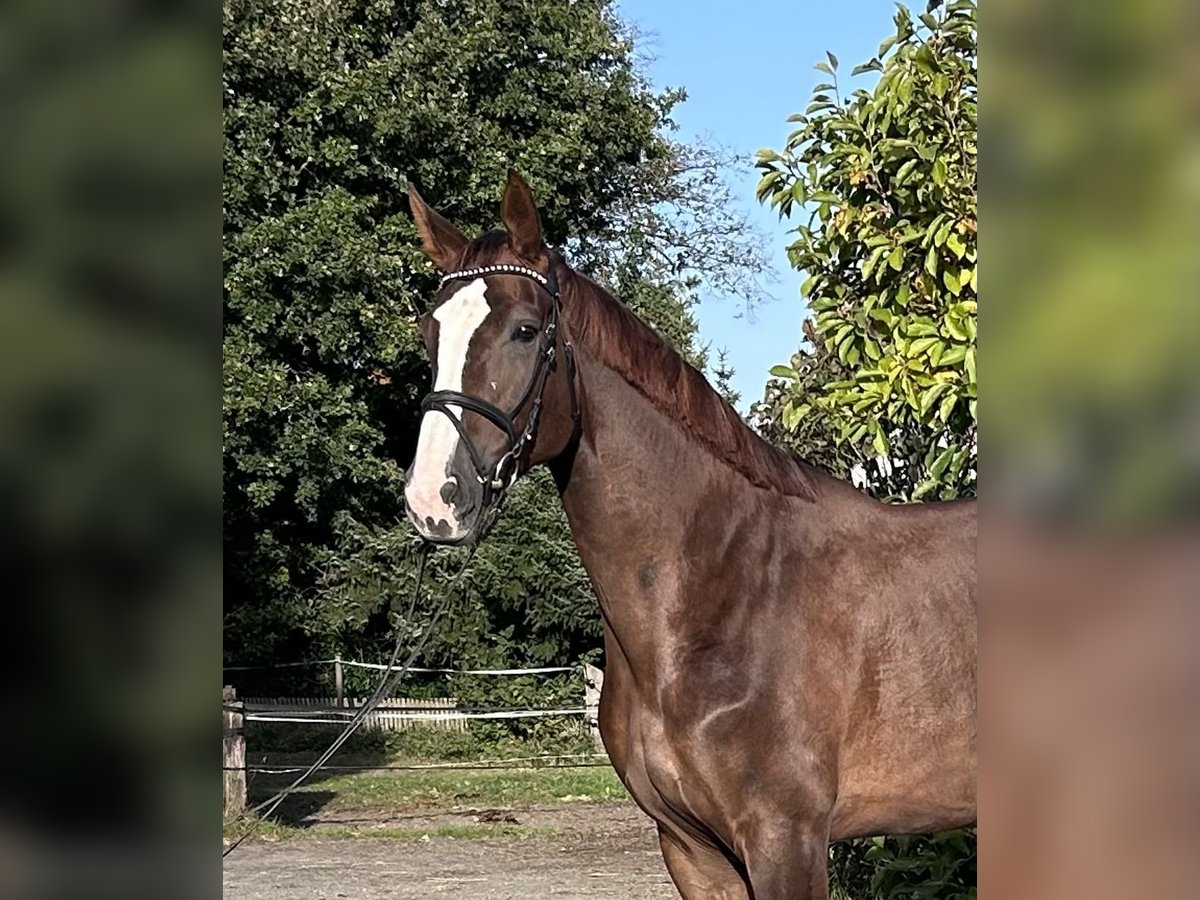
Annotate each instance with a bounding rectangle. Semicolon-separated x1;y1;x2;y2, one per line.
0;0;217;856
753;0;976;502
989;0;1200;527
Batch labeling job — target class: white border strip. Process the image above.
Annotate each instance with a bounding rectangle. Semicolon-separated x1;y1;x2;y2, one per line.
246;708;586;723
224;659;577;675
341;661;576;675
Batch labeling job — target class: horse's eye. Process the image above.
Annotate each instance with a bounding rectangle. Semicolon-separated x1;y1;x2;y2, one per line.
511;324;539;344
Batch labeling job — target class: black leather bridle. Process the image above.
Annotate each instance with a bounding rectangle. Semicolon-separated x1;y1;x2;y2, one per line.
419;260;579;522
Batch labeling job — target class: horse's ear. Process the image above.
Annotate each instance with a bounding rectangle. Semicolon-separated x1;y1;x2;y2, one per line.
500;169;545;261
408;183;468;272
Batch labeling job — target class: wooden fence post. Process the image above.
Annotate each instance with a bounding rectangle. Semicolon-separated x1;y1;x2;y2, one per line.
583;664;604;751
223;686;246;819
334;656;344;708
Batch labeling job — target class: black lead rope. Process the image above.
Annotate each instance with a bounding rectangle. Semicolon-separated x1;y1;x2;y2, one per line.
420;260;579;530
223;544;477;858
224;267;581;857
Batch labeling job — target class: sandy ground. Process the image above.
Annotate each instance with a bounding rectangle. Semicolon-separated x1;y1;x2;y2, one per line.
222;803;678;900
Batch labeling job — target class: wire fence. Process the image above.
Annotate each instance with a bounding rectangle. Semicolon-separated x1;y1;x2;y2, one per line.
225;752;612;775
222;661;615;840
224;657;599;733
224;659;578;675
242;707;588;725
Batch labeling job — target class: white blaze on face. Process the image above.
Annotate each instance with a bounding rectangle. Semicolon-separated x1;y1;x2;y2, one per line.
405;279;491;529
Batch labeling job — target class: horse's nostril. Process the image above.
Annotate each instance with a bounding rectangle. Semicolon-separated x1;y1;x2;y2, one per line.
440;479;459;505
424;516;452;538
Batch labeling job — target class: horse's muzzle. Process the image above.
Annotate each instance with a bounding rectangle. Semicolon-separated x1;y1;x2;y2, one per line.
404;476;483;545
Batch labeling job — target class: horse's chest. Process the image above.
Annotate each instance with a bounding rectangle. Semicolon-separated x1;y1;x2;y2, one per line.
598;653;750;839
607;706;734;840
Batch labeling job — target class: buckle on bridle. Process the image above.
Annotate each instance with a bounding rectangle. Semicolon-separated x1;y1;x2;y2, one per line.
485;448;520;491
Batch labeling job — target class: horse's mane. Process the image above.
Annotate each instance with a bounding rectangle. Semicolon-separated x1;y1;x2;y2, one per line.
564;267;819;502
450;233;818;500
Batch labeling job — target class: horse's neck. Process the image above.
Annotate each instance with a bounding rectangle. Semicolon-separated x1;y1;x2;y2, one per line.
554;352;781;674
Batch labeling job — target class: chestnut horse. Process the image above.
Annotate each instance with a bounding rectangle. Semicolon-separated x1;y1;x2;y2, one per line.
404;171;976;899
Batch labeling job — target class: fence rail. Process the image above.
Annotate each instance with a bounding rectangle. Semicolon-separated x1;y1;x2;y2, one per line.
223;665;606;815
244;696;470;732
224;658;576;675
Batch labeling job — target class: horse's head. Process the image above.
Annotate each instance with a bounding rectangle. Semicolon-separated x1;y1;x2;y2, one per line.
404;171;579;544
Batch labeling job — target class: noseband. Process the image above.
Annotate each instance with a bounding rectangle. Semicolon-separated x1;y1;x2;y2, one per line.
420;261;580;520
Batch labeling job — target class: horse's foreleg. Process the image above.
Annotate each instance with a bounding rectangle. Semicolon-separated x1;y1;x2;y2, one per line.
740;820;831;900
658;826;750;900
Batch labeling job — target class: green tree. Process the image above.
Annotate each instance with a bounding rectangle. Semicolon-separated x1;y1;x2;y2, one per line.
752;3;977;897
222;0;766;680
755;0;976;502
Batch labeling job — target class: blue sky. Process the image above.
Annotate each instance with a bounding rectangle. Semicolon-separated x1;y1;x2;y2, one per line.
615;0;898;409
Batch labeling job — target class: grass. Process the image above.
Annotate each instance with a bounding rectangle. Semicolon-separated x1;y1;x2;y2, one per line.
234;728;629;845
285;765;629;811
231;763;629;846
246;721;599;763
224;817;554;843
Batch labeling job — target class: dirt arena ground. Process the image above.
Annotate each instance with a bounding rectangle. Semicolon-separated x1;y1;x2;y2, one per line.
223;802;677;899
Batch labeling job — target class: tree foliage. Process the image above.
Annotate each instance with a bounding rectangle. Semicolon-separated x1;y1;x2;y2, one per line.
751;4;978;896
830;831;976;900
222;0;766;675
754;0;976;501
